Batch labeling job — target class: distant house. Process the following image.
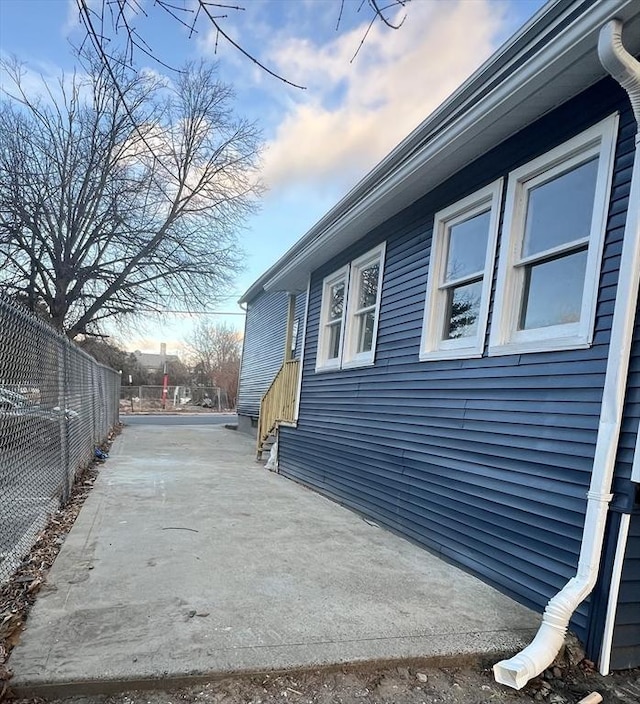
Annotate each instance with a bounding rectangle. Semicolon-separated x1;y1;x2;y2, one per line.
134;343;180;374
236;0;640;686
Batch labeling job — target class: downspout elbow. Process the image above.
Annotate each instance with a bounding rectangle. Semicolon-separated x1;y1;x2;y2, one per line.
598;19;640;131
494;577;588;689
493;620;566;690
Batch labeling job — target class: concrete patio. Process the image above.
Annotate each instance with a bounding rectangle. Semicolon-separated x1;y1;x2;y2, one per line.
8;423;540;696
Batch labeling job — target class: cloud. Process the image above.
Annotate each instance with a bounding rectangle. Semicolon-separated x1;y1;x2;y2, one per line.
62;0;80;36
260;0;508;192
0;56;91;107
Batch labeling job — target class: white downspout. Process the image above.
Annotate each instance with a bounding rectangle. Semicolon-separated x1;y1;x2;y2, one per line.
494;19;640;690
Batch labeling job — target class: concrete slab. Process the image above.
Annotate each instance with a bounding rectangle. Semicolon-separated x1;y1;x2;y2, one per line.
8;425;540;696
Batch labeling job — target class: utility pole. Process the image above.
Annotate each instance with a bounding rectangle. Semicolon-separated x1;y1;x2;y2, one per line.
161;362;168;410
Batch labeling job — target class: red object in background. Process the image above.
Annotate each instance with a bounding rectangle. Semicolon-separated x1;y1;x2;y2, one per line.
161;364;168;410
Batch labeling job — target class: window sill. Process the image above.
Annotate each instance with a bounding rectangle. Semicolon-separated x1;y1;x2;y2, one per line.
488;336;591;357
314;359;376;373
341;358;375;370
419;348;483;362
315;361;342;373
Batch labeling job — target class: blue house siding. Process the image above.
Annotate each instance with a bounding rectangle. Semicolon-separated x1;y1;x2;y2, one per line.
237;290;305;421
278;77;634;648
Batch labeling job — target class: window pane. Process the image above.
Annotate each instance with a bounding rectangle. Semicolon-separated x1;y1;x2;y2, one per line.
445;210;491;282
329;282;344;320
356;311;376;354
519;249;588;330
358;264;379;309
444;280;482;339
522;157;598;257
327;322;342;359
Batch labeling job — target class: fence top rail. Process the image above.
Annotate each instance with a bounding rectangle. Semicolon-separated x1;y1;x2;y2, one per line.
0;293;119;374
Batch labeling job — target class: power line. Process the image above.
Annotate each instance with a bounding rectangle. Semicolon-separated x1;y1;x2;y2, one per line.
160;310;245;315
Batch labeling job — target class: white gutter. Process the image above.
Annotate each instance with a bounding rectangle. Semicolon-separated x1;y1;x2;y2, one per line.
494;18;640;690
238;1;638;301
237;2;640;304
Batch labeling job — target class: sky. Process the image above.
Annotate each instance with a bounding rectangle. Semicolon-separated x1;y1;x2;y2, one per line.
0;0;548;356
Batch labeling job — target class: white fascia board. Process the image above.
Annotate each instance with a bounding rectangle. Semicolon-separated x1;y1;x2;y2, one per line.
263;0;639;294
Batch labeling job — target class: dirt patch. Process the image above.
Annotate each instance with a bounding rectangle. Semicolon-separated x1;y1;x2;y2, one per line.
5;660;640;704
0;426;122;699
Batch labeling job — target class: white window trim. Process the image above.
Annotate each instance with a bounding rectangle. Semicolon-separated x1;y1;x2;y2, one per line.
315;265;349;372
342;242;386;369
315;243;386;372
489;113;619;357
420;180;503;362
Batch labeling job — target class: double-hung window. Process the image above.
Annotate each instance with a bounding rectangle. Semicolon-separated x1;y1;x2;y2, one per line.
420;180;502;360
316;243;386;371
343;247;385;367
317;267;348;371
489;114;618;355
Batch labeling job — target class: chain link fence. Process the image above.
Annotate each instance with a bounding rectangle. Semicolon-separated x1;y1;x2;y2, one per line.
0;294;120;583
120;385;231;413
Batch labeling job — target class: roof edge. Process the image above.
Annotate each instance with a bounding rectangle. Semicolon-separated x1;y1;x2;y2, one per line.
239;0;630;303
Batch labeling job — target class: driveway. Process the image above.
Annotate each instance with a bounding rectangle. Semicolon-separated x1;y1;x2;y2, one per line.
8;424;539;696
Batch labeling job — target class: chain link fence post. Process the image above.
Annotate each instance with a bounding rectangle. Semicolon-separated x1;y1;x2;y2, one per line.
58;337;70;503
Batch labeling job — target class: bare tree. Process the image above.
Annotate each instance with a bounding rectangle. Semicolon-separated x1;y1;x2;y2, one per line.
77;337;147;383
188;321;242;408
75;1;411;90
0;57;262;338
